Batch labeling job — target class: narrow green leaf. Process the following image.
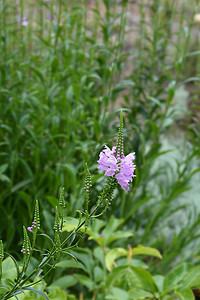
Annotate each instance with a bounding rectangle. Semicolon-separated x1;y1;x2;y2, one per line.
23;287;49;300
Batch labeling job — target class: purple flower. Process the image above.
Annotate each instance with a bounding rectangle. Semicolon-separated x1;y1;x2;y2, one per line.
47;14;56;21
27;221;40;232
18;16;28;26
97;145;136;191
97;146;118;176
27;226;33;232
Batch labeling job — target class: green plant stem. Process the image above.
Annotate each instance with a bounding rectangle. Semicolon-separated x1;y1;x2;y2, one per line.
2;199;103;300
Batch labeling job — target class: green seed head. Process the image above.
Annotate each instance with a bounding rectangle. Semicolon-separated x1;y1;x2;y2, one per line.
116;111;124;159
54;206;61;233
84;163;92;193
33;199;40;230
22;226;31;255
59;187;65;208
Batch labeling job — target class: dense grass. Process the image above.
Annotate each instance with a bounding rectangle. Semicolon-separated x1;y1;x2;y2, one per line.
0;0;200;298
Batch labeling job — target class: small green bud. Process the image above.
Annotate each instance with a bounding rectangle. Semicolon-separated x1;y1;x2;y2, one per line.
34;199;40;230
21;226;31;256
84;163;92;193
116;111;124;159
54;206;61;234
53;207;61;262
59;187;65;208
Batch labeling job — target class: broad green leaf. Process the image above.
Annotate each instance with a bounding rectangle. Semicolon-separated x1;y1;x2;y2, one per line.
107;231;133;245
46;196;59;208
106;287;130;300
94;247;105;268
62;217;82;232
102;216;124;238
74;274;94;291
181;267;200;289
105;248;127;272
94;266;104;283
129;288;154;299
153;275;164;293
56;259;86;272
49;275;77;289
2;257;18;282
90;219;105;234
127;266;158;293
164;263;193;291
48;289;67;300
5;253;21;281
117;258;148;269
132;245;162;259
175;288;194;300
106;266;128;288
106;266;158;293
69;248;94;274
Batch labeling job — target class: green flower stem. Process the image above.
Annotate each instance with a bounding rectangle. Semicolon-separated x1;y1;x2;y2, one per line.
3;199;104;300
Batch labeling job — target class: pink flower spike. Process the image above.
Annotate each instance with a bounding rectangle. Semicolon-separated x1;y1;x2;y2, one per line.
97;145;136;191
27;226;33;232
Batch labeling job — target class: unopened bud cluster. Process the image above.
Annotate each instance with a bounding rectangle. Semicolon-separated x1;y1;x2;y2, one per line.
59;187;65;209
84;164;92;193
27;200;40;232
21;226;31;255
116;112;124;159
54;206;62;233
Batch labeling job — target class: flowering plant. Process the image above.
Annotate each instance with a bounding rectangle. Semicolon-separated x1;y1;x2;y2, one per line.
0;112;135;300
98;112;136;191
